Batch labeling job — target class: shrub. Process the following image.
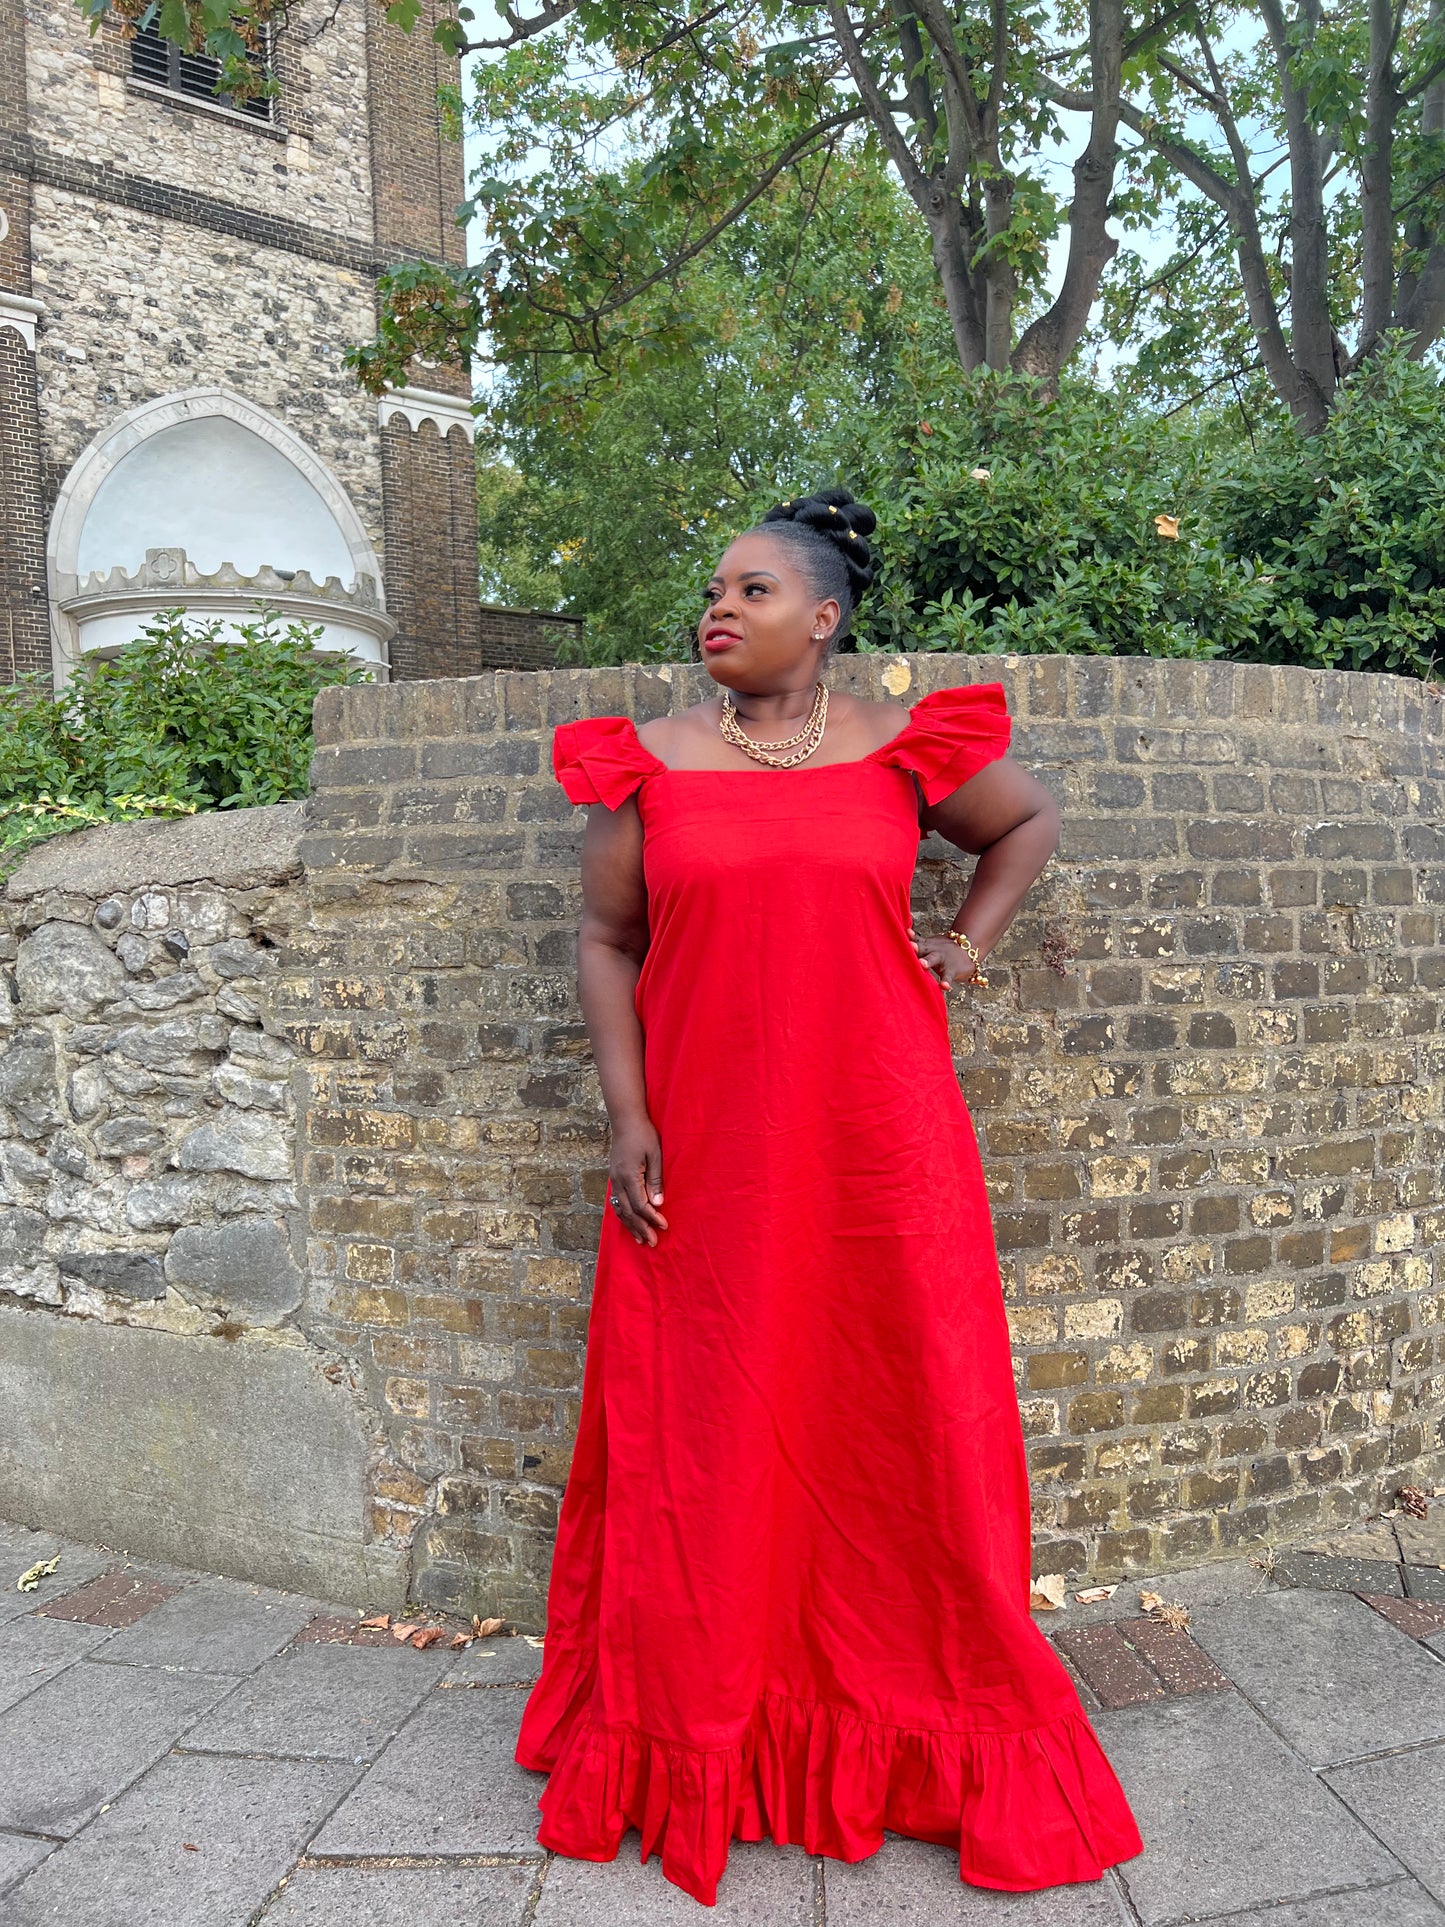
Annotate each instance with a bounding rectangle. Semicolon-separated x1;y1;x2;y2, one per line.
1198;343;1445;680
847;375;1270;661
0;605;370;872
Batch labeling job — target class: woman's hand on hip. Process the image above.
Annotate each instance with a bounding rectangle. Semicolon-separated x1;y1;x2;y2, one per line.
907;920;980;993
609;1117;668;1246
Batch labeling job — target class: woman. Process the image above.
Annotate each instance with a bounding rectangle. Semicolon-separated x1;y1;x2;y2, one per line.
514;488;1144;1905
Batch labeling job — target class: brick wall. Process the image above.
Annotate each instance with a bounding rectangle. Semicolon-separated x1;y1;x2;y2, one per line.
477;605;585;672
379;416;484;680
0;0;46;681
274;652;1445;1624
365;0;468;272
0;328;48;680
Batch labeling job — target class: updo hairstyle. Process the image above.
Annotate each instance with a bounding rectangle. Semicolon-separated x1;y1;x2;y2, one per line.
752;487;877;652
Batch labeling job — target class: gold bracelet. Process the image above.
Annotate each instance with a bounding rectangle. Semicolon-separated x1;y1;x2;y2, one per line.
944;928;989;988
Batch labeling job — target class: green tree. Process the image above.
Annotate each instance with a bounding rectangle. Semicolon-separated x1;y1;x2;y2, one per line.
475;145;955;659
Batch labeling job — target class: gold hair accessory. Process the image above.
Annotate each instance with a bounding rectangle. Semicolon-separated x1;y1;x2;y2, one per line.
944;929;989;988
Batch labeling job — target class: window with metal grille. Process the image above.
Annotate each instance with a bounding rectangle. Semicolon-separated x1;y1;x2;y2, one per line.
129;19;275;122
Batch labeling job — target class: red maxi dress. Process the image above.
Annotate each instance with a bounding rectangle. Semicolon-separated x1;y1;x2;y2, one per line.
515;681;1144;1904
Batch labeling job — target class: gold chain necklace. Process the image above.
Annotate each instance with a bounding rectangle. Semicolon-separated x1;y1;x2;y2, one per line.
719;682;829;767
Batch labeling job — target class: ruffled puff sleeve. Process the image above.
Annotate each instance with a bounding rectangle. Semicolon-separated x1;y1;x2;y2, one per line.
872;681;1012;807
552;716;663;810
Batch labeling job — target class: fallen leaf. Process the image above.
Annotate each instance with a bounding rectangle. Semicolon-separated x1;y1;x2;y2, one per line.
1151;1604;1192;1631
918;420;934;436
182;1843;199;1852
410;1626;446;1650
969;467;991;482
1029;1573;1067;1611
522;1634;545;1648
474;1615;504;1638
391;1622;422;1644
1074;1585;1117;1603
359;1613;391;1630
1398;1485;1430;1519
1137;1589;1165;1612
449;1633;471;1649
1153;514;1180;539
16;1558;59;1593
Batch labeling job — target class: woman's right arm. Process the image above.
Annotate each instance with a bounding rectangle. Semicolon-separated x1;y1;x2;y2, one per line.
576;797;669;1247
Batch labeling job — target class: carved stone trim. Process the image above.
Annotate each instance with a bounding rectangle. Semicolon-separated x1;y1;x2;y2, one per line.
378;384;478;442
0;289;43;351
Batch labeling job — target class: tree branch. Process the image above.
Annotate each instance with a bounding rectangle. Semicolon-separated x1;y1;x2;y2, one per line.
1012;0;1123;382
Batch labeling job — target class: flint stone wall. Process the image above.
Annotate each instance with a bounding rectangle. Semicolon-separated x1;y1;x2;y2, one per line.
0;803;404;1605
1;653;1442;1623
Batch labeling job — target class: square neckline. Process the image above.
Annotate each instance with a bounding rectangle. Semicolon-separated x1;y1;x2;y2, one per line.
628;715;911;777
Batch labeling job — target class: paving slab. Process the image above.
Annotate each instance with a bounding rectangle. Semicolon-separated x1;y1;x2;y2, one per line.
1273;1548;1405;1596
1030;1558;1270;1632
92;1576;322;1675
440;1635;544;1687
1323;1739;1445;1905
258;1863;537;1924
182;1640;449;1762
1187;1588;1445;1767
0;1538;111;1624
34;1567;185;1628
1094;1687;1401;1926
0;1613;113;1716
0;1657;234;1837
0;1832;54;1894
1404;1566;1445;1603
1394;1515;1445;1568
310;1683;543;1858
2;1751;360;1927
534;1835;816;1923
823;1832;1129;1922
1050;1623;1165;1709
1302;1521;1406;1563
1357;1593;1445;1641
1192;1879;1445;1925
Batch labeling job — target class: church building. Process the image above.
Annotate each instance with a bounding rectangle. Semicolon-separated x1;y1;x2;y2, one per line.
0;0;492;687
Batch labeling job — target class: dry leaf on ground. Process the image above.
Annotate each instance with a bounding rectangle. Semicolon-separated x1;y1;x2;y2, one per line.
410;1627;446;1650
359;1613;391;1630
1029;1573;1067;1611
449;1633;471;1649
522;1634;545;1648
473;1615;505;1638
1398;1486;1431;1519
16;1558;58;1593
391;1622;422;1643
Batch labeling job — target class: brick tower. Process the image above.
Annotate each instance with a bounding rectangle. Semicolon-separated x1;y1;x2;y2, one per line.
0;0;484;685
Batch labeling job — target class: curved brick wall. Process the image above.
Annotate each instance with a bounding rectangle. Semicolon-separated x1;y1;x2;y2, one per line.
288;653;1445;1622
3;653;1441;1621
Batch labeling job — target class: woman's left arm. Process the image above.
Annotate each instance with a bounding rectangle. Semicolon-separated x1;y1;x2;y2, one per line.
908;759;1062;989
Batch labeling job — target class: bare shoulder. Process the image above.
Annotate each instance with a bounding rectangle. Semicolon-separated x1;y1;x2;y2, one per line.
635;712;704;756
841;694;911;748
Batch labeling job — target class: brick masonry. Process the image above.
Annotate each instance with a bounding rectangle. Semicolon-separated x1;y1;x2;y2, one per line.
478;604;585;672
1;0;484;685
380;415;484;682
262;651;1445;1625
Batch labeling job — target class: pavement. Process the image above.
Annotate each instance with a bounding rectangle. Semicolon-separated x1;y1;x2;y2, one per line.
1;1510;1444;1926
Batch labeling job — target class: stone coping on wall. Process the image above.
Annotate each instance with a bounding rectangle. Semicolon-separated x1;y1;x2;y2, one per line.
4;801;306;903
